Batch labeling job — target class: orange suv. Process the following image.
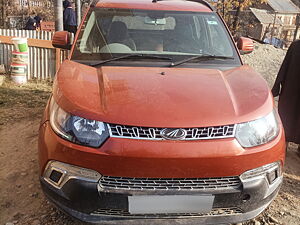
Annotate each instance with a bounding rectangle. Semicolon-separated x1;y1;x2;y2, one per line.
39;0;286;224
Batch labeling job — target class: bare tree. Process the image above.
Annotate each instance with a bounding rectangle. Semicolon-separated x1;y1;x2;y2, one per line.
212;0;267;34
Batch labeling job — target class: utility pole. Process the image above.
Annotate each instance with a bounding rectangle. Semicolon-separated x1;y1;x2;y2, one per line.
270;11;277;45
76;0;81;26
54;0;63;31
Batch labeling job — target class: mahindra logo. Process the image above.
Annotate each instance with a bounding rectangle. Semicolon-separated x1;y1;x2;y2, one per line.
160;128;187;140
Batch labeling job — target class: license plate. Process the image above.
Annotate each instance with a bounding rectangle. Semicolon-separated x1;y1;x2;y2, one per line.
128;195;214;214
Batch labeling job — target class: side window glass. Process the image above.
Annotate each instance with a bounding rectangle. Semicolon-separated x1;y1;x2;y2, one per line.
77;12;109;53
78;12;96;53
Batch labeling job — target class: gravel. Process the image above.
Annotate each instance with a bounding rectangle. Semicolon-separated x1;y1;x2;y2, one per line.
241;43;287;88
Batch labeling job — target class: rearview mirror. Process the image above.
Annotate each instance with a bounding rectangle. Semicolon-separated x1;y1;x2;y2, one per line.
52;31;72;50
144;17;166;25
237;37;254;55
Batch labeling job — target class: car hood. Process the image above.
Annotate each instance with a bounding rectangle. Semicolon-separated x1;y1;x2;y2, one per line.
53;60;273;127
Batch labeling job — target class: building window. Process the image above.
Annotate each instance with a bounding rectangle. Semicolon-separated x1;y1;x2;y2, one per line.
284;16;291;25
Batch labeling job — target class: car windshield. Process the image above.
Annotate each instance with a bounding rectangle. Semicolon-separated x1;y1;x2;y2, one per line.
72;8;239;63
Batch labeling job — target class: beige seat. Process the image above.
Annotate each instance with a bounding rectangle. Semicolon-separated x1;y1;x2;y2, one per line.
107;21;136;51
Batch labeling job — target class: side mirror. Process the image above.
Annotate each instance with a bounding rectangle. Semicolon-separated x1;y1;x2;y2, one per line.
52;31;72;50
237;37;254;55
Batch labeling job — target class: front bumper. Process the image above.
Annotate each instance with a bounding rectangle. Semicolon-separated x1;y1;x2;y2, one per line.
40;165;282;224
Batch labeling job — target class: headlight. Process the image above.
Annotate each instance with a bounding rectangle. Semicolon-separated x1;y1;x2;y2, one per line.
49;98;109;148
235;111;279;148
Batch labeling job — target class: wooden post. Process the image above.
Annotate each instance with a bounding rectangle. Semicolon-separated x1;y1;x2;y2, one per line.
262;23;271;42
232;0;242;35
293;14;300;41
2;0;6;28
222;0;225;17
55;48;61;72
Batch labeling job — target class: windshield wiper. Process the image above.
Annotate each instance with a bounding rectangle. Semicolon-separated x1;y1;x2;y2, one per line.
90;54;172;67
170;55;235;67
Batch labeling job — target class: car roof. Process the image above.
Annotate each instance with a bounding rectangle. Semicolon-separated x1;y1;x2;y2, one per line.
95;0;213;12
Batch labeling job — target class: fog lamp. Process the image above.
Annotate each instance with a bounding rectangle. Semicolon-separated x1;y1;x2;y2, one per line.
43;161;102;189
240;161;282;184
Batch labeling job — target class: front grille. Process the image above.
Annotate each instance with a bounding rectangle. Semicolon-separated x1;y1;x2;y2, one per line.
91;207;243;218
107;124;235;140
99;176;241;191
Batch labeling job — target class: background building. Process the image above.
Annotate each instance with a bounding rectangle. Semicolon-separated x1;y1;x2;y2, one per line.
209;0;300;47
255;0;300;45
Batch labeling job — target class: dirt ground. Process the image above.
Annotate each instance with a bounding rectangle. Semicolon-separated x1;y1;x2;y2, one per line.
0;76;300;225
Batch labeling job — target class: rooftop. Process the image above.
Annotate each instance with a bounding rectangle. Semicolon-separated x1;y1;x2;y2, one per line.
95;0;213;12
250;8;283;25
267;0;300;14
